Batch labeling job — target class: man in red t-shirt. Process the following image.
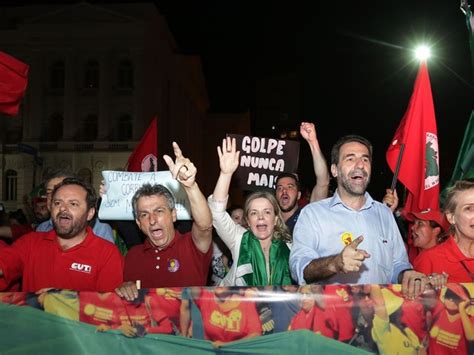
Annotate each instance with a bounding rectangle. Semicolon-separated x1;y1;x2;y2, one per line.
289;285;352;341
116;142;213;300
0;178;123;292
188;288;261;344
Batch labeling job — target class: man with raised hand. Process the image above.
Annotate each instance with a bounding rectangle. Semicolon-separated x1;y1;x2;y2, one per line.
275;122;329;234
117;142;213;300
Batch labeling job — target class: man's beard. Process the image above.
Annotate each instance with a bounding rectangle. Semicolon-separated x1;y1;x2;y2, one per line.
53;213;89;239
338;168;370;196
279;197;298;213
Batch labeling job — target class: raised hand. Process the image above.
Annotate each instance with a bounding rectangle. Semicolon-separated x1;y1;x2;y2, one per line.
217;137;240;176
339;236;371;273
163;142;197;188
382;188;399;212
300;122;318;144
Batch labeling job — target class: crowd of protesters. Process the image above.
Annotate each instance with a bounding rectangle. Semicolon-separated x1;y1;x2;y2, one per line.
0;124;473;350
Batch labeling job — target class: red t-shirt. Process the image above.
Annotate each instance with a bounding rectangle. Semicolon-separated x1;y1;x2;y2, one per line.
289;307;318;331
80;292;123;327
195;289;262;342
124;231;212;288
119;294;174;335
290;305;343;339
10;224;33;241
429;308;472;355
323;286;354;342
0;227;124;292
150;288;182;328
413;236;474;283
0;240;20;291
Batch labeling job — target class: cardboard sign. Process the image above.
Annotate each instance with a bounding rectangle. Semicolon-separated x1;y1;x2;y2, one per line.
228;134;300;191
98;171;191;220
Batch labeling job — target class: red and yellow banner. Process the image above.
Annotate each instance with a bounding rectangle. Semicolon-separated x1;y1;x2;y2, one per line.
2;284;474;354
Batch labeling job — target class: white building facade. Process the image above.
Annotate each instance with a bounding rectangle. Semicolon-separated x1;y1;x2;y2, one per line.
0;2;210;211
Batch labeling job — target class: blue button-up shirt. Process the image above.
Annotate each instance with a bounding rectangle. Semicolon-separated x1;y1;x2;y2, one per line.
290;191;411;285
36;218;114;244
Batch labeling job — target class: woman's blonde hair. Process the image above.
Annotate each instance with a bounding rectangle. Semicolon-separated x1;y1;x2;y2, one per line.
443;179;474;234
243;190;292;243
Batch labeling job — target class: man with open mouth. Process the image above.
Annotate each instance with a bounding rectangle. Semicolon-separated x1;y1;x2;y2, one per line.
274;122;329;235
0;177;123;292
290;135;427;299
116;142;213;302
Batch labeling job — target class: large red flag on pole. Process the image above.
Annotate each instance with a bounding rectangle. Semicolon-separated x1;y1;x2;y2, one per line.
127;117;158;172
0;51;29;116
386;61;440;217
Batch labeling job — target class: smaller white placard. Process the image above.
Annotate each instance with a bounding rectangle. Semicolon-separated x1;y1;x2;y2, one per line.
98;171;191;220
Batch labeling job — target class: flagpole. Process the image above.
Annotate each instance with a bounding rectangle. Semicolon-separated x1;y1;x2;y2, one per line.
390;144;405;191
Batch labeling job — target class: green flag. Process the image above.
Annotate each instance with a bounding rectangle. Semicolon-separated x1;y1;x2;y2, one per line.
461;0;474;73
441;111;474;202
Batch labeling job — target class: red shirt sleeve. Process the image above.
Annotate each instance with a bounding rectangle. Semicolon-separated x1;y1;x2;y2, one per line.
243;301;262;335
10;224;33;241
413;250;434;275
0;235;31;286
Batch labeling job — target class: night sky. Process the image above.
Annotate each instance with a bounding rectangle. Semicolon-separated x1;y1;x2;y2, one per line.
5;1;474;200
158;1;474;199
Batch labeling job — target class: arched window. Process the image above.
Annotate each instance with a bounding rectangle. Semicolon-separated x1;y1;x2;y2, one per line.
4;170;18;201
41;113;63;141
117;60;133;89
113;114;132;141
77;168;92;184
49;61;65;89
82;114;97;141
84;60;99;89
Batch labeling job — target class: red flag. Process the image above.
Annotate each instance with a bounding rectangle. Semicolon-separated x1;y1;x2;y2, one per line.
127;117;158;172
0;51;29;116
386;62;440;216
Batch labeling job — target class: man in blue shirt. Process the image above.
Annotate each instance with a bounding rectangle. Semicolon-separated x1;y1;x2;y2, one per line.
290;135;426;299
36;169;114;244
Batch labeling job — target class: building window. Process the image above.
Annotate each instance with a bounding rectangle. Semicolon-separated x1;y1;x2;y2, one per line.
41;113;63;141
49;61;65;89
84;60;99;89
77;168;92;184
112;114;132;141
117;60;133;89
4;170;17;201
81;114;97;141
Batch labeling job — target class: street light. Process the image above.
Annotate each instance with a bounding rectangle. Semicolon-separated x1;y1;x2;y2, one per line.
415;45;431;61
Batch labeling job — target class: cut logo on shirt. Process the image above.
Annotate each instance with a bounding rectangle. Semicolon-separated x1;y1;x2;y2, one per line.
341;232;353;246
70;262;92;273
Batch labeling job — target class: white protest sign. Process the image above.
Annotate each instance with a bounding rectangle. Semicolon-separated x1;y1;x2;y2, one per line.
98;170;192;220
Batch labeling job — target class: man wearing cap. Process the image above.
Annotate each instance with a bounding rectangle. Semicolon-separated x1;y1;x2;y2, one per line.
275;122;329;234
409;209;449;252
